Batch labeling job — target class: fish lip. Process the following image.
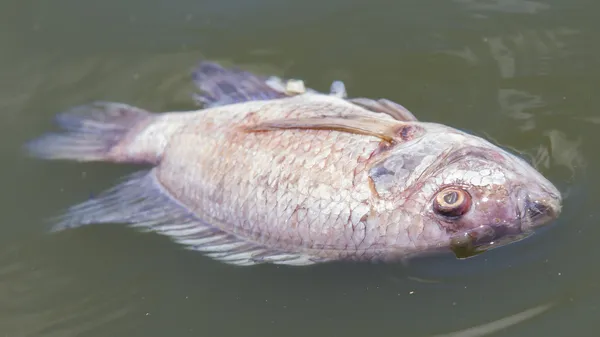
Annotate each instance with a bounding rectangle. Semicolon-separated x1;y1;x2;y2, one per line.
449;223;529;258
450;223;521;247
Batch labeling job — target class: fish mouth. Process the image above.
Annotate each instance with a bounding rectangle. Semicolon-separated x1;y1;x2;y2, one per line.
518;191;562;230
450;189;562;259
449;224;530;259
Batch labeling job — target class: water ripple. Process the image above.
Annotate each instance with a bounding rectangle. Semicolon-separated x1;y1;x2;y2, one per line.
0;237;140;337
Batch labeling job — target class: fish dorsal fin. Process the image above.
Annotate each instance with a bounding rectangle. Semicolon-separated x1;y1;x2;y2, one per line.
349;98;419;122
243;115;417;144
191;61;417;123
191;61;289;107
191;61;354;108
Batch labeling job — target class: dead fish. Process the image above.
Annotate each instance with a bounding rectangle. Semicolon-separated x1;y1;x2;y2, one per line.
24;61;562;266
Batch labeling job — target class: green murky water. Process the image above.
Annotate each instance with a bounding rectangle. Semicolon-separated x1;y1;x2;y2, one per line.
1;0;597;336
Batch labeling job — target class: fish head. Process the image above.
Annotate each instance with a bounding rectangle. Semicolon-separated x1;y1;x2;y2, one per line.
424;147;562;258
369;123;562;258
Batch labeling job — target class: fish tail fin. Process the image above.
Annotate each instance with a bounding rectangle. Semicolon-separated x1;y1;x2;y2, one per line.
24;101;156;163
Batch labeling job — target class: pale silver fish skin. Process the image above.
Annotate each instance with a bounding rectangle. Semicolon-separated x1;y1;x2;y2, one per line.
116;93;560;262
126;94;414;261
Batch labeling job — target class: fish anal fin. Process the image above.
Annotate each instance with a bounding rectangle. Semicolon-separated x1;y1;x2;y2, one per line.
243;116;418;144
349;98;418;122
49;169;326;267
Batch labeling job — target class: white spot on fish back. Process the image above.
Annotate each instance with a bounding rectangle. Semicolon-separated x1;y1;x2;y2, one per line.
329;81;347;98
285;79;306;94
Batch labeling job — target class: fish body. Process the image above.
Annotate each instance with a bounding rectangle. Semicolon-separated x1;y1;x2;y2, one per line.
25;61;562;266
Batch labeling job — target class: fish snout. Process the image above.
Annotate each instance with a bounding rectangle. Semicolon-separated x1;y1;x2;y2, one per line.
448;186;562;259
518;187;562;229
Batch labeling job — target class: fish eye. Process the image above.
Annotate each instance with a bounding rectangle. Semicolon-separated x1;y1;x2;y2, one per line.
433;187;472;218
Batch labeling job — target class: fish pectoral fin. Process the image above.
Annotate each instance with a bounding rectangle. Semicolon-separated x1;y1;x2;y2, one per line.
243;115;411;144
49;169;325;267
349;97;419;122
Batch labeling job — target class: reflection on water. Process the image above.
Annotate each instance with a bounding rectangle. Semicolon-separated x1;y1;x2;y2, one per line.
0;237;137;337
544;130;585;176
2;0;600;336
454;0;550;14
497;88;544;131
431;302;554;337
484;28;577;79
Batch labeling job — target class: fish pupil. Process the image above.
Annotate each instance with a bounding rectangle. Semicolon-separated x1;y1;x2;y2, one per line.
444;191;459;204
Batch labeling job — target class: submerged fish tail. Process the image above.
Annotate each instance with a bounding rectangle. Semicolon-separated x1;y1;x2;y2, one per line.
24;101;161;164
